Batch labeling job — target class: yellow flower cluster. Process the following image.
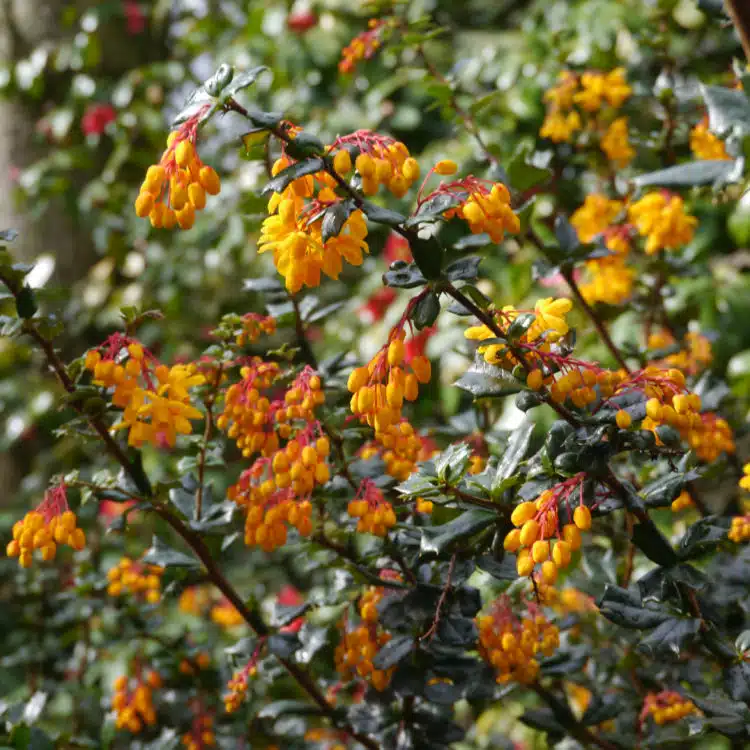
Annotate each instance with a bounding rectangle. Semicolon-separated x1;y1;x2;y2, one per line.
690;122;730;161
540;68;632;166
347;331;431;431
477;596;559;684
7;501;85;569
642;691;697;725
449;182;520;243
628;192;697;254
339;19;385;75
112;671;161;733
647;329;713;375
85;340;205;448
235;313;276;347
330;129;421;197
335;587;393;691
178;585;213;616
359;418;427;481
210;598;245;628
671;489;694;512
580;257;634;306
465;297;573;371
258;180;369;294
601;117;635;167
503;480;587;583
182;714;216;750
416;497;434;514
106;557;163;604
135;126;221;229
729;514;750;543
741;462;750;492
570;195;623;244
347;480;397;537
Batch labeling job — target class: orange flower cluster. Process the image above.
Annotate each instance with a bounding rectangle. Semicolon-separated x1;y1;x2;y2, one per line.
628;191;697;254
641;691;698;725
347;479;397;537
348;328;431;434
335;586;393;691
647;329;713;376
225;367;326;550
135;109;221;229
729;514;750;543
339;20;386;74
478;595;559;684
671;490;694;513
235;313;276;347
181;711;216;750
359;418;430;481
7;485;85;568
85;334;205;448
330;129;421;198
106;557;163;604
224;644;262;713
210;598;245;628
504;475;588;583
112;670;161;733
690;121;730;161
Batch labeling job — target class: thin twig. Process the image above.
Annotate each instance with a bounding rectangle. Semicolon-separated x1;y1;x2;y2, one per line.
196;362;224;521
420;553;456;641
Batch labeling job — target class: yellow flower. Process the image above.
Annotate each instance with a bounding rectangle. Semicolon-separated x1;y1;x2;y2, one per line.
690;122;730;161
601;117;635;167
528;297;573;342
258;196;369;294
544;71;579;109
628;192;697;254
540;110;582;143
454;182;520;243
580;257;634;305
570;194;623;243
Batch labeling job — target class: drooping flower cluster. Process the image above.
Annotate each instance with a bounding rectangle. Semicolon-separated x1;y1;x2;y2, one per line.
540;68;633;166
181;710;216;750
347;479;397;537
85;335;205;448
106;557;163;603
640;691;698;726
477;595;559;684
464;297;573;371
359;417;431;481
335;585;394;691
422;176;520;243
339;19;386;74
329;129;421;197
6;485;85;568
258;152;369;293
135;111;221;229
235;313;276;347
225;367;326;550
647;329;713;375
504;475;588;583
628;191;697;254
224;642;263;713
112;670;161;733
690;121;730;161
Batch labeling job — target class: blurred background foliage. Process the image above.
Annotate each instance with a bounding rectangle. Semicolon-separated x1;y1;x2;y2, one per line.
0;0;749;748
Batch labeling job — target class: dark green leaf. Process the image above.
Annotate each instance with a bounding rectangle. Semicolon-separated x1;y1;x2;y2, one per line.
506;312;535;342
257;700;322;720
372;635;415;670
203;63;234;96
407;192;465;226
637;617;701;658
598;585;670;629
267;633;300;659
492;420;534;496
554;215;580;253
142;535;200;570
224;65;268;96
410;236;444;280
262;158;324;196
678;516;729;559
476;554;519;580
701;84;750;134
506;144;552;192
321;201;355;242
15;287;36;319
361;202;407;226
454;355;522;398
284;133;325;160
519;708;565;734
382;264;426;289
633;160;737;188
412;291;441;329
725;662;750;702
434;442;473;484
444;256;482;282
437;616;477;647
631;520;678;567
420;509;496;556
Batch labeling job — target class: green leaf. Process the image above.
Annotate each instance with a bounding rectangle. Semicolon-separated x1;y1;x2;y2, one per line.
642;470;699;508
410;235;444;280
454;355;522;398
284;133;325;160
267;633;300;658
407;191;465;226
257;700;323;720
142;535;200;570
382;263;426;289
631;520;679;567
701;84;750;134
412;291;440;329
598;585;670;629
506;312;535;342
224;65;268;97
492;420;534;496
633;160;737;188
372;635;415;669
637;617;701;658
360;202;407;226
203;63;234;97
434;442;473;484
554;215;580;253
262;158;324;196
247;110;284;129
444;256;482;282
420;509;496;556
678;516;729;559
321;201;355;242
506;144;552;192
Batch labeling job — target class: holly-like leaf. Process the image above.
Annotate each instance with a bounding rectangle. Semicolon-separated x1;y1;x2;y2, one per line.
420;509;496;556
554;215;580;253
598;584;670;629
701;84;750;135
224;65;269;97
678;516;729;559
492;420;534;495
444;256;482;282
633;160;737;188
262;158;324;196
454;354;522;399
360;202;407;226
434;442;473;484
637;617;701;658
372;635;415;670
321;201;355;242
383;263;426;289
142;535;200;570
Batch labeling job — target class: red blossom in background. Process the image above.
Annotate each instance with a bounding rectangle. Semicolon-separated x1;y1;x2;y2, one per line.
383;232;412;263
277;586;305;633
123;0;146;35
359;287;397;324
405;327;436;360
287;10;318;33
81;104;116;136
98;500;136;522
